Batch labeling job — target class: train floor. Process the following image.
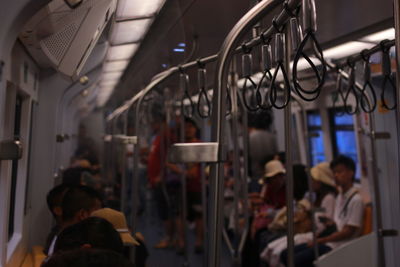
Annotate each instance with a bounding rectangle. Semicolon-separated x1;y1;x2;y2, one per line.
136;190;232;267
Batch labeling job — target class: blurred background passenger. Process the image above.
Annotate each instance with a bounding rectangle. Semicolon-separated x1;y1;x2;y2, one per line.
91;208;148;267
47;185;103;255
44;184;73;254
54;217;123;254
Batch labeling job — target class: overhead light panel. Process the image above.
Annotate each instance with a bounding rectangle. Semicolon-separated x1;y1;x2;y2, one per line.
106;44;139;61
103;60;129;72
101;71;123;81
323;41;375;60
173;48;185;53
111;19;153;45
360;28;395;43
100;80;118;87
116;0;166;19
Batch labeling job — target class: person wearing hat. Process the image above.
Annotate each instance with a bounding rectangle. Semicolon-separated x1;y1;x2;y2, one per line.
91;208;148;267
260;160;287;210
310;162;337;219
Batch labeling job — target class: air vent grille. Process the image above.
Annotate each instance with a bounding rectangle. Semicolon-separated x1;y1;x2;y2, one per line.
40;23;78;63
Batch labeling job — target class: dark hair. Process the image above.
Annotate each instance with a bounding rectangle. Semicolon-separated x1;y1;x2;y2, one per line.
42;249;133;267
184;117;199;137
61;186;103;221
315;183;337;207
47;184;72;218
248;110;273;130
330;155;356;173
293;164;308;201
55;217;123;254
62;167;92;185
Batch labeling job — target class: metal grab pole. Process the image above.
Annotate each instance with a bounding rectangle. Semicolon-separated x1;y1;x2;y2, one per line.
368;108;386;267
200;119;208;267
120;112;128;214
290;93;318;260
238;94;250;255
209;1;301;266
230;66;242;266
393;2;400;257
284;26;295;267
179;113;189;267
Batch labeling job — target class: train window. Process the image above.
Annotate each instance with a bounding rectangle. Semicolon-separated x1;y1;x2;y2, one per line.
329;109;359;179
307;111;326;166
8;95;23;240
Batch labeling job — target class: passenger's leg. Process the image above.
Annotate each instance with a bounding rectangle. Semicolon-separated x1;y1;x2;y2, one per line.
280;243;332;267
154;183;172;248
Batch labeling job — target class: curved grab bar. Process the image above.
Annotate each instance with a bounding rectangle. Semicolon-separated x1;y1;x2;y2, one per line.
209;0;301;266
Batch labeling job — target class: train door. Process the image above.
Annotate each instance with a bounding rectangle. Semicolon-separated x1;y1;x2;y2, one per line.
0;42;38;267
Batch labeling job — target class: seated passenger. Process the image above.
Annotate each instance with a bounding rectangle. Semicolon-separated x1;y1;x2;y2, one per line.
42;249;133;267
54;217;123;254
260;160;286;210
260;162;336;266
91;208;148;267
280;155;364;267
47;185;103;256
44;184;73;254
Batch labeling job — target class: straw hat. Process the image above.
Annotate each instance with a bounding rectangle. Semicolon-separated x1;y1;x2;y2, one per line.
310;162;335;187
91;208;139;246
263;160;286;178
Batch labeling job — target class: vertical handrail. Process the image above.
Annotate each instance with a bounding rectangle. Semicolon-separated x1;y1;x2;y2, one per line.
368;109;386;267
393;2;400;260
200;119;208;267
330;66;387;267
284;26;295;267
120;111;129;213
290;93;318;260
179;104;189;267
229;65;243;266
209;1;300;266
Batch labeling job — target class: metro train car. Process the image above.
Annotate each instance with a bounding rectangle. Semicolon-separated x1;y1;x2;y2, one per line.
0;0;399;266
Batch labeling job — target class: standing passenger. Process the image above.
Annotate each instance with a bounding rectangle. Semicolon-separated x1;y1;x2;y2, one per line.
248;111;277;187
147;114;177;248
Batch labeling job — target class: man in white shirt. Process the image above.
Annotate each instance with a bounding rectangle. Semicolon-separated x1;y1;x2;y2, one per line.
281;155;364;267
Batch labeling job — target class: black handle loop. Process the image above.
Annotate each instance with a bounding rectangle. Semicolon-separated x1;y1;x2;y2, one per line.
269;33;291;109
292;30;326;101
380;42;397;110
342;63;359;115
241;48;259;112
197;67;211;118
358;50;377;113
332;73;346;117
180;72;195;118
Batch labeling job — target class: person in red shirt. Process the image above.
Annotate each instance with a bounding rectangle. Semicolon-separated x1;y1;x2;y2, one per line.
147;116;177;249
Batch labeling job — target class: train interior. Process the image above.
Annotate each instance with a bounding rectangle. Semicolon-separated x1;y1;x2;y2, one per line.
0;0;399;266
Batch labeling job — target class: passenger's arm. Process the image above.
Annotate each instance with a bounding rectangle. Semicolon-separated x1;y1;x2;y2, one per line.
317;225;359;243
